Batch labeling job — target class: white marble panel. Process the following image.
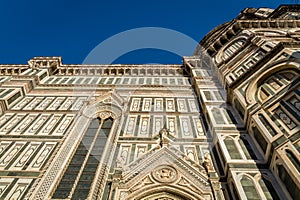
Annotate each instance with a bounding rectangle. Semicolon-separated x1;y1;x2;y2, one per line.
0;114;26;134
166;98;175;112
130;98;141;111
23;97;44;110
154;98;163;112
0;142;26;169
27;142;56;170
35;97;55;110
24;114;51;135
11;97;33;110
124;116;137;136
142;98;152;112
10;114;39;135
52;114;75;136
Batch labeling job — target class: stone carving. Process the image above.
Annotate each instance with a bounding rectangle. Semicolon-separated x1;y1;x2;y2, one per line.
98;111;111;119
203;153;214;172
152;166;178;183
158;128;172;147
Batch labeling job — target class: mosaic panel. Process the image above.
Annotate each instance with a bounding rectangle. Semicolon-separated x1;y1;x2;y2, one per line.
0;178;14;198
58;97;76;110
177;99;188;112
166;98;175;112
10;142;41;170
179;116;193;138
153;116;164;134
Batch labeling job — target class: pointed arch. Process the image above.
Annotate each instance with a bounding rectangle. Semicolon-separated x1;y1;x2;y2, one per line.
128;185;204;200
246;60;300;105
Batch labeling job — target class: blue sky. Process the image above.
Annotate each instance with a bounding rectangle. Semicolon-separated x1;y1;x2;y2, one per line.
0;0;295;64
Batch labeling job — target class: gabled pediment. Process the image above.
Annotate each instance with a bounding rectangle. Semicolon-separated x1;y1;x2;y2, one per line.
93;89;124;107
82;89;124;119
113;146;214;200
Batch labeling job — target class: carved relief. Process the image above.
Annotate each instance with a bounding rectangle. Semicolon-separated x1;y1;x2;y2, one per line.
185;146;197;162
152;166;178;183
135;145;147;160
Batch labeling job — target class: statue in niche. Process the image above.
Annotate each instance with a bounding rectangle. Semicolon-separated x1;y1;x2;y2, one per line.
203;153;214;172
158;128;171;147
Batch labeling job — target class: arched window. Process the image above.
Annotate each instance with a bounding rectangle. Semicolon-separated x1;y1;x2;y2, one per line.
223;39;246;60
286;149;300;173
238;136;257;160
224;137;242;159
240;175;260;199
52;117;114;199
277;164;300;200
259;177;280;200
257;70;297;102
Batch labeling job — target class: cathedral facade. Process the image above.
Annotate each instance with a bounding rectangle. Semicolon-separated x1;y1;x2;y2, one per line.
0;4;299;200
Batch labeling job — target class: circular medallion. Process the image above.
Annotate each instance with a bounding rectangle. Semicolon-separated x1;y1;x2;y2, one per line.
152;165;178;183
